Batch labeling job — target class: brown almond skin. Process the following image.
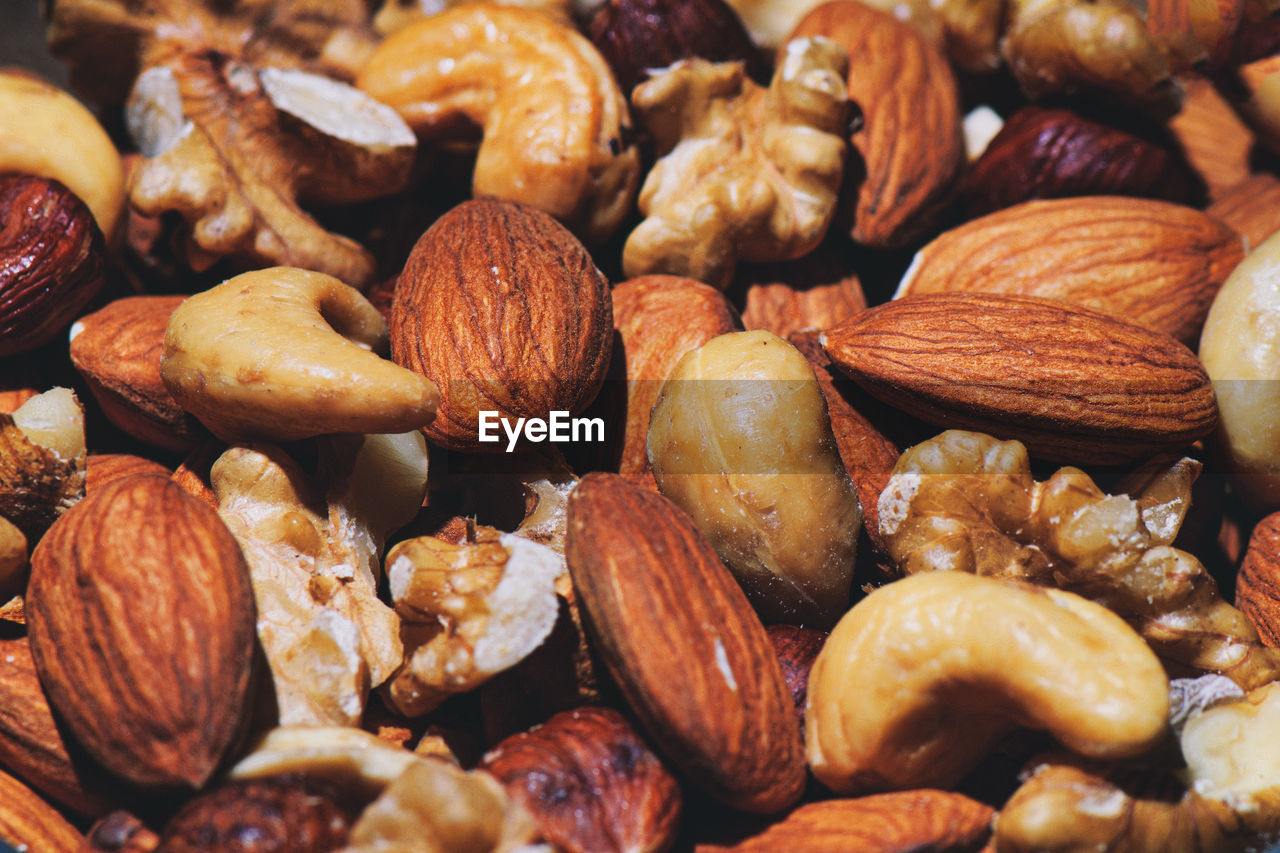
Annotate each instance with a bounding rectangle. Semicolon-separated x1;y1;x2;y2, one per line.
897;197;1244;345
789;1;963;249
157;779;353;853
480;706;682;853
27;475;257;790
0;765;85;852
823;293;1218;465
1209;172;1280;250
0;173;106;357
960;106;1201;219
70;295;205;452
694;791;993;852
0;635;114;816
1168;76;1255;199
741;278;865;340
84;812;160;853
566;473;806;813
391;199;613;452
86;453;173;493
765;624;827;741
1238;511;1280;646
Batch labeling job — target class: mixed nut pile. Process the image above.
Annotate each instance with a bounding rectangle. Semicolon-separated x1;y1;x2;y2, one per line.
5;0;1280;849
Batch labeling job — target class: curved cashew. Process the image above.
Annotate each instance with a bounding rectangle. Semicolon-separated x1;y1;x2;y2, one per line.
161;268;439;442
356;3;640;244
805;571;1169;794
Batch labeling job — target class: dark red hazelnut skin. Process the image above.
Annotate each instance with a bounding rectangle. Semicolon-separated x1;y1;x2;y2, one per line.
766;623;827;740
589;0;766;96
84;811;160;853
156;779;352;853
0;173;106;357
960;106;1203;220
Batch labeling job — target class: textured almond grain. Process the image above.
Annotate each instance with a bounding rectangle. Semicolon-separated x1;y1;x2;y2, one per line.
741;278;865;339
1208;172;1280;251
822;292;1217;465
86;453;172;493
27;475;256;789
566;473;805;813
1239;511;1280;646
0;766;84;852
695;791;993;852
1169;75;1255;198
790;1;963;249
896;197;1244;343
391;199;613;451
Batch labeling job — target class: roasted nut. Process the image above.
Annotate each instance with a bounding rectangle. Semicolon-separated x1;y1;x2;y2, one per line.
879;430;1280;688
231;727;426;797
0;69;124;240
70;295;205;452
1200;229;1280;510
648;331;861;627
959;106;1202;219
895;197;1244;344
589;0;763;95
623;39;850;288
806;571;1169;793
85;453;172;493
0;387;86;540
740;277;865;340
1239;510;1280;645
790;1;964;250
1181;681;1280;808
824;292;1219;465
0;518;23;599
1169;75;1257;199
27;475;256;789
766;624;826;739
157;779;353;853
480;706;682;853
0;173;107;357
382;530;562;716
567;473;806;813
126;54;414;285
358;3;639;244
390;199;613;452
84;811;160;853
161;267;439;443
1209;172;1280;252
0;766;85;852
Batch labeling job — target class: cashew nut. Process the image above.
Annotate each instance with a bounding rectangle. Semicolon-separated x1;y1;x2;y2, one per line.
805;571;1169;793
356;3;640;244
160;268;439;442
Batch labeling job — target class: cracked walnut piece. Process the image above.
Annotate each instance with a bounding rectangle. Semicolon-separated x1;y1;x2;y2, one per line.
878;429;1280;690
622;37;850;290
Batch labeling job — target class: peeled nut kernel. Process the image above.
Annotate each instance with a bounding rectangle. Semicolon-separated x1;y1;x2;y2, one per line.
806;571;1169;793
1182;681;1280;808
231;727;426;799
161;267;439;443
0;70;124;241
648;331;860;628
357;3;639;244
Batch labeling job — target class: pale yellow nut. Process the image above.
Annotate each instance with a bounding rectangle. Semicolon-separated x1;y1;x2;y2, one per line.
0;70;124;241
160;267;439;442
806;571;1169;794
356;3;639;245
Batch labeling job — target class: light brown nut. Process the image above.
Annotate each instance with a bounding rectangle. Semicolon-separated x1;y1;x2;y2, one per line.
1169;74;1257;199
85;453;172;493
357;3;639;245
790;1;964;250
390;199;613;452
231;726;426;797
1200;229;1280;510
1181;681;1280;806
566;473;806;813
806;571;1169;793
611;275;739;480
0;174;107;358
0;70;124;241
648;331;861;628
895;197;1244;344
622;39;851;289
823;292;1218;465
741;277;865;340
27;475;256;789
127;58;415;286
161;267;439;443
1240;510;1280;646
1235;54;1280;157
695;790;994;852
0;517;23;598
70;295;205;452
157;779;354;853
480;706;682;853
0;387;86;541
0;766;85;853
1209;172;1280;251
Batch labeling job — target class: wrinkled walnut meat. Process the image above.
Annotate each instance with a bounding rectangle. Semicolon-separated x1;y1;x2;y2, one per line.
383;528;562;716
879;430;1280;689
622;37;850;290
212;435;429;726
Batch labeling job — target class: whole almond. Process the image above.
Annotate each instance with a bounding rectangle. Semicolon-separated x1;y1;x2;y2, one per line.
0;766;84;852
566;473;806;813
1209;172;1280;251
1168;75;1255;198
1238;511;1280;646
789;0;963;249
27;475;256;789
480;706;682;853
695;791;993;852
895;197;1244;344
70;295;204;452
741;278;865;340
822;292;1217;465
391;199;613;451
85;453;172;493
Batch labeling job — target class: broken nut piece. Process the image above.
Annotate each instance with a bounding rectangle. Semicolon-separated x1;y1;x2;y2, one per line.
0;387;86;542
